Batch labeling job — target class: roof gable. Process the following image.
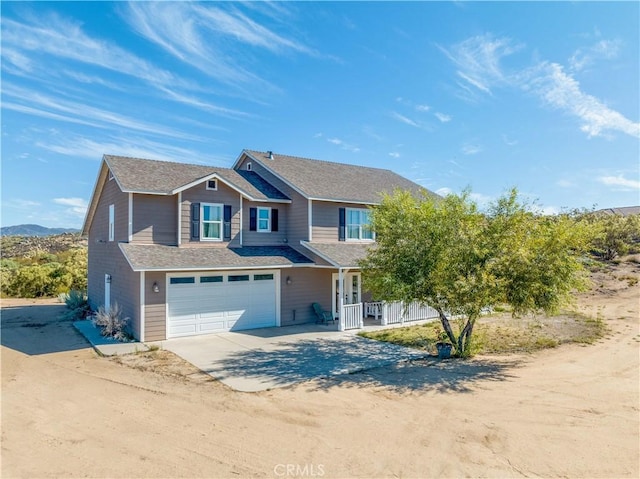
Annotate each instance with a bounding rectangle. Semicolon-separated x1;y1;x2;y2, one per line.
239;150;437;204
104;155;289;201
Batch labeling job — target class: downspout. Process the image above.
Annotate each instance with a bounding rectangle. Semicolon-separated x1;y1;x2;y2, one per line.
239;194;243;246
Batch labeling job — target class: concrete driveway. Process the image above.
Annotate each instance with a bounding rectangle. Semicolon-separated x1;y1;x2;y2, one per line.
155;325;429;392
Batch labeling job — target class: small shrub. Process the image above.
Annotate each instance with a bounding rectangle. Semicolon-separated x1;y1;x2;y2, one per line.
92;303;130;341
64;289;87;310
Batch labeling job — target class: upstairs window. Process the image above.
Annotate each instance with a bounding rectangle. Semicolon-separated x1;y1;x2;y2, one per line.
346;208;373;241
201;203;223;241
257;207;271;232
206;179;217;190
246;162;252;171
108;204;115;241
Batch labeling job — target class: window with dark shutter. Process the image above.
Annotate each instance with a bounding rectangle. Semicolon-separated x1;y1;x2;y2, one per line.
249;207;257;231
223;205;232;240
271;208;278;232
338;207;346;241
191;202;200;240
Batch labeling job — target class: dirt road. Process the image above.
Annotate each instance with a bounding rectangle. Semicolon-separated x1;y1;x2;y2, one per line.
2;264;639;478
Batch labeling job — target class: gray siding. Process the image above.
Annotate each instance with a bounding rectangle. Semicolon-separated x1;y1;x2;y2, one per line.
312;201;373;243
87;167;140;339
237;157;309;245
280;267;332;326
241;201;287;246
144;271;166;342
180;182;241;246
132;194;177;244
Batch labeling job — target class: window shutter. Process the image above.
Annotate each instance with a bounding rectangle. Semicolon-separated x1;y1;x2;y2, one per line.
191;202;200;240
249;207;257;231
223;205;232;241
271;208;278;232
338;208;346;241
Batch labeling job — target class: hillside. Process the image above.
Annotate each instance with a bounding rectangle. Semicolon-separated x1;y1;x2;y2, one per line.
0;224;80;237
1;233;87;259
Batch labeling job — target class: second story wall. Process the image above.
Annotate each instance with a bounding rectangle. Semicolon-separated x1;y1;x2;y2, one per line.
237;156;309;244
311;201;374;243
241;200;288;246
132;194;177;245
180;180;241;247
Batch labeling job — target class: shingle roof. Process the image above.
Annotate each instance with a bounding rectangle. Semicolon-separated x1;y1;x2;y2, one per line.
594;206;640;217
119;244;313;271
243;150;437;204
104;155;289;201
300;241;373;268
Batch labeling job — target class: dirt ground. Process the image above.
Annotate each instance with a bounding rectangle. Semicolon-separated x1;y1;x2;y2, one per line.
2;261;639;478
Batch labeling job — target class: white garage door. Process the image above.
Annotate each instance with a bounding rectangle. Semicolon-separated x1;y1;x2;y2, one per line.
167;270;278;338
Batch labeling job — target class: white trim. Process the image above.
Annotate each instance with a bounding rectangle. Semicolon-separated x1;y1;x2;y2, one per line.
332;270;361;320
128;193;133;242
246;162;252;171
139;271;145;342
108;204;115;242
205;179;218;190
308;197;380;205
239;194;243;246
257;206;271;232
308;199;313;241
171;171;291;203
200;202;224;241
275;269;281;327
177;192;182;246
345;207;375;242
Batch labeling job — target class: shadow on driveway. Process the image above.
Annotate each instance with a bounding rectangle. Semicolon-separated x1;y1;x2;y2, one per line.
1;303;89;355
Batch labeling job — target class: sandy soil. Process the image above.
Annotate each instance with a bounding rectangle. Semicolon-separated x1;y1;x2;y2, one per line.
2;261;639;478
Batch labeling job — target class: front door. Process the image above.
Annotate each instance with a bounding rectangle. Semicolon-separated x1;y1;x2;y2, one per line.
332;272;361;318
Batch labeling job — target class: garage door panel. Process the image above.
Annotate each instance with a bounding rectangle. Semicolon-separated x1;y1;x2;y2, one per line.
167;270;277;338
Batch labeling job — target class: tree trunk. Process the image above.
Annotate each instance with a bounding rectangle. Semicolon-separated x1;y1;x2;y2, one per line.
458;317;476;357
437;309;457;347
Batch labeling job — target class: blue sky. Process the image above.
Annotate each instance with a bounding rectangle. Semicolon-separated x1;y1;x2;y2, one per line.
1;1;639;228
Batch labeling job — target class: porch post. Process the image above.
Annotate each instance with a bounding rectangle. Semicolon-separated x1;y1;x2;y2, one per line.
338;268;345;331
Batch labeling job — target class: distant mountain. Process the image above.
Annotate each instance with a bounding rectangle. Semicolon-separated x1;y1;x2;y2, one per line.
0;224;80;237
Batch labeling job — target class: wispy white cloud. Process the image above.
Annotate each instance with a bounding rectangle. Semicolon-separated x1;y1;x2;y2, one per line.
440;34;522;96
415;104;431;112
502;134;518;146
435;187;453;196
3;83;205;141
123;2;317;90
392;112;420;128
434;112;452;123
556;179;575;188
442;33;639;139
569;38;622;72
53;197;88;218
389;152;400;158
327;137;360;153
3;199;41;210
461;143;482;155
35;135;218;164
528;62;640;138
597;174;640;190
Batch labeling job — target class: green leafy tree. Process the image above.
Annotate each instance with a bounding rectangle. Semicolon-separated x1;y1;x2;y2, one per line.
360;189;591;357
589;214;640;260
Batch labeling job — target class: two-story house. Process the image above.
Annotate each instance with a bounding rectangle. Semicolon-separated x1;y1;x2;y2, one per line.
82;150;437;341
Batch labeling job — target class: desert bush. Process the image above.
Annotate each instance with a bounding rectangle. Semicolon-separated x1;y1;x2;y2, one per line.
92;303;130;341
588;214;640;260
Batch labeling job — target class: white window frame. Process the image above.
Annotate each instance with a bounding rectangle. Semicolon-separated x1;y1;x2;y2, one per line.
257;206;271;233
206;179;218;191
108;204;115;242
246;162;252;171
201;203;224;241
346;208;374;241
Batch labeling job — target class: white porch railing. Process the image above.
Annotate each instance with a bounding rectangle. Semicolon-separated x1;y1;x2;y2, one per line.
377;301;439;326
339;302;363;331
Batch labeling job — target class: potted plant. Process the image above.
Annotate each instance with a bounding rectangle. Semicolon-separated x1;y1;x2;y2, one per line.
435;329;453;359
